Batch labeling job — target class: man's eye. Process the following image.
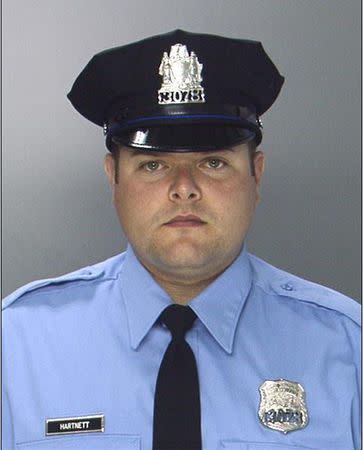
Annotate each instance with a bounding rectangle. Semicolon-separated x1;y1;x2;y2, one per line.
141;161;163;172
205;158;225;169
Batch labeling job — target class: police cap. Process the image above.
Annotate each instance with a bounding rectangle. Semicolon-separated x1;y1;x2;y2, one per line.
67;29;284;152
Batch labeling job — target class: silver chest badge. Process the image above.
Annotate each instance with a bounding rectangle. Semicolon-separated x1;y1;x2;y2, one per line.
258;379;309;434
158;43;205;105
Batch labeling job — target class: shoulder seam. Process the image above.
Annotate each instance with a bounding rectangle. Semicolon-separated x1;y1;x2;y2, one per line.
2;274;120;310
23;274;119;298
252;279;361;328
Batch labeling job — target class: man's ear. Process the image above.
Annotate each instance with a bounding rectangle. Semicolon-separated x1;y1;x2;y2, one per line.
253;150;265;187
253;150;265;205
104;153;116;185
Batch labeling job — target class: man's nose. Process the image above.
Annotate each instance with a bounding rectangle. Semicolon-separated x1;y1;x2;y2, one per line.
168;166;202;202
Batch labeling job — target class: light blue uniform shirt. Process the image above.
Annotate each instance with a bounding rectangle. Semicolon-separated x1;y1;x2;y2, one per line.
2;244;361;450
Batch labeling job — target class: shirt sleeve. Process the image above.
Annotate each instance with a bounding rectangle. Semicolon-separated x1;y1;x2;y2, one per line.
352;321;361;450
2;387;15;450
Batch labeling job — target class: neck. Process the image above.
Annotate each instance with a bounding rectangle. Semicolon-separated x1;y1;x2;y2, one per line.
150;271;220;305
130;244;244;305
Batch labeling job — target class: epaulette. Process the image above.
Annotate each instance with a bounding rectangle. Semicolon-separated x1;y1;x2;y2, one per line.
2;265;104;311
249;253;361;327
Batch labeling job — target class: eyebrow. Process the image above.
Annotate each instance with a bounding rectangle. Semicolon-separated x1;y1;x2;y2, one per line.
129;150;166;158
128;148;237;158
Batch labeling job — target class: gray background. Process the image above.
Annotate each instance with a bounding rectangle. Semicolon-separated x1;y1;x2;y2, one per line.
2;0;361;301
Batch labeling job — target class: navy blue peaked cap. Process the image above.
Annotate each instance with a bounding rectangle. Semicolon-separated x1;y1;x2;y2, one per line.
67;29;284;151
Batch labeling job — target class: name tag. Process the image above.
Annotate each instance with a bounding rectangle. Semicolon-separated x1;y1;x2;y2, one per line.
46;414;104;436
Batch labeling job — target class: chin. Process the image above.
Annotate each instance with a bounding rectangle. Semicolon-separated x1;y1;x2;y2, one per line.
155;244;219;271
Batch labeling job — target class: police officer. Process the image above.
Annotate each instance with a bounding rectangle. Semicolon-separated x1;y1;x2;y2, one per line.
2;30;361;450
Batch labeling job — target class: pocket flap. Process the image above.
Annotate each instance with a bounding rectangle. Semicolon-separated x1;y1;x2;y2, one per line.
16;434;140;450
220;441;316;450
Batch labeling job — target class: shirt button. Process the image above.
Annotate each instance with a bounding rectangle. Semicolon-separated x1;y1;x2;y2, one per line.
281;282;294;291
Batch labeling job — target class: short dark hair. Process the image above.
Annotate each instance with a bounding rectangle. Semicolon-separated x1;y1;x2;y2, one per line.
110;139;258;183
247;139;257;176
110;142;121;183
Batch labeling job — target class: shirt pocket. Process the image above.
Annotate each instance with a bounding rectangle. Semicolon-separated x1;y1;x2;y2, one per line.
16;434;140;450
219;441;317;450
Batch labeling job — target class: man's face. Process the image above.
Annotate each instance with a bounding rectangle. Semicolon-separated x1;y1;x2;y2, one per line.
104;143;264;282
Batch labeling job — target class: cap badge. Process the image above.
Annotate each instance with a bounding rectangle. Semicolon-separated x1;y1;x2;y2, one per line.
158;43;205;105
258;379;309;434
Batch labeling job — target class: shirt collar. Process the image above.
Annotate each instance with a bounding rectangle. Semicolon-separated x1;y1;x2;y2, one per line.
120;243;252;354
189;244;252;354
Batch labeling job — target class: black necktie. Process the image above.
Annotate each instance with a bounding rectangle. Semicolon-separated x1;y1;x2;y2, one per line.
153;304;202;450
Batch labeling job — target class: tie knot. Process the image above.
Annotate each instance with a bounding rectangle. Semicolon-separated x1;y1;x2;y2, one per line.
159;304;197;340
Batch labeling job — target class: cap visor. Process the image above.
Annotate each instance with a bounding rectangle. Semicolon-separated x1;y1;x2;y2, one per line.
110;124;256;152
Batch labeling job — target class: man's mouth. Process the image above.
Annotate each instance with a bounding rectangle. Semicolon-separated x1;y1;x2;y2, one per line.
164;214;207;228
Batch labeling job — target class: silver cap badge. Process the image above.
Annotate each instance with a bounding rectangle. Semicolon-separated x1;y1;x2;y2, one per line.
158;44;205;105
258;379;309;434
